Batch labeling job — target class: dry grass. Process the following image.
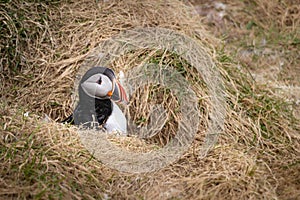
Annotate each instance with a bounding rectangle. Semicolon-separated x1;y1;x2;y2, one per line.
0;0;299;199
191;0;300;117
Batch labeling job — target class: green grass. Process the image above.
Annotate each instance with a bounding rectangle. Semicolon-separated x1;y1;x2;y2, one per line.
0;103;107;199
218;48;297;146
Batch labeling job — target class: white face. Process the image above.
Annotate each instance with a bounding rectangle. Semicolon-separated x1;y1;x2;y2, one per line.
81;74;113;99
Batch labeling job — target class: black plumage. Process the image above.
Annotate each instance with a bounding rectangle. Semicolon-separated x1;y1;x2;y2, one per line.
62;67;115;129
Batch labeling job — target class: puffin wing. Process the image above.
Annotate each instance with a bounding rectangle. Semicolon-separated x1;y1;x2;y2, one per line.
104;102;127;134
73;104;102;128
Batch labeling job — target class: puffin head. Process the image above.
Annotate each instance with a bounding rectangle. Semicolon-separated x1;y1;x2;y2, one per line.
80;67;128;104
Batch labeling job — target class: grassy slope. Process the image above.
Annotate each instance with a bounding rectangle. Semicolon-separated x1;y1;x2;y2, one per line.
1;0;299;199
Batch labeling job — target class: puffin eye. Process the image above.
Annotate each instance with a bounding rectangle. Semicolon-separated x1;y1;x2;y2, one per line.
97;77;102;84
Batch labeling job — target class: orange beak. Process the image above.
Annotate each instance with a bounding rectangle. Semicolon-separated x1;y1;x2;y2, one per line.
116;81;128;104
110;81;128;105
107;90;113;97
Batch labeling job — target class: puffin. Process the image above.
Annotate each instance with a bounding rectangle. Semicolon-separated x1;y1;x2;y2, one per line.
62;67;128;134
